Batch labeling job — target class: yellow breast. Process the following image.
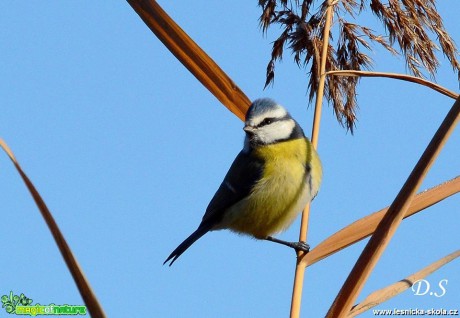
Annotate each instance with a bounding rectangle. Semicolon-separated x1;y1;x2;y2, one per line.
222;138;321;238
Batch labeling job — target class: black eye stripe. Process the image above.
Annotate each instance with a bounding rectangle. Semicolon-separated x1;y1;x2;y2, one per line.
256;114;291;128
257;117;277;127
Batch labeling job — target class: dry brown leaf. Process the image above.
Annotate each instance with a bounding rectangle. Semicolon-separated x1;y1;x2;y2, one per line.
304;176;460;267
0;139;106;318
349;250;460;317
326;95;460;317
126;0;251;120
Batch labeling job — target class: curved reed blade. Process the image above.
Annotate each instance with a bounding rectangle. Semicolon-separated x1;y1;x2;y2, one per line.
326;70;459;100
0;139;106;318
348;250;460;317
304;176;460;267
126;0;251;120
326;96;460;317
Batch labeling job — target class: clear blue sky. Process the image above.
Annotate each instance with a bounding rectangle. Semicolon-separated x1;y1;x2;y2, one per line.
1;1;459;317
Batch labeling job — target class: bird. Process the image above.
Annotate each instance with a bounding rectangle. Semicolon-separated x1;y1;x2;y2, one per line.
164;98;322;266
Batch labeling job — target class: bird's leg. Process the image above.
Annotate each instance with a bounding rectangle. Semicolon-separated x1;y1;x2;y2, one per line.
265;236;310;253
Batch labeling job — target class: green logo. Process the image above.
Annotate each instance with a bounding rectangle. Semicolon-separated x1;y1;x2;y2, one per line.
1;292;33;314
1;291;86;316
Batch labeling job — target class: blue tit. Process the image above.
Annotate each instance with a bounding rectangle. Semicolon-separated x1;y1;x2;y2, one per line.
164;98;322;266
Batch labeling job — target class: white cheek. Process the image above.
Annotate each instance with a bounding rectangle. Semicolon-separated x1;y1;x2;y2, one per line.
258;120;295;143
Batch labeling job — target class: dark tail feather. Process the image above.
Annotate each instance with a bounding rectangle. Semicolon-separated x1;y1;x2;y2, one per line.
164;226;209;266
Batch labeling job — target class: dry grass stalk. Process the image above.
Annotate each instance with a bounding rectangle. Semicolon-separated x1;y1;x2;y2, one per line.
304;176;460;267
326;95;460;317
326;70;459;100
290;1;336;317
0;139;106;318
348;250;460;317
126;0;251;121
258;0;460;131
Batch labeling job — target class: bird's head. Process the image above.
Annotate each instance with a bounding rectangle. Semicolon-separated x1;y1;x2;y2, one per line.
243;98;304;150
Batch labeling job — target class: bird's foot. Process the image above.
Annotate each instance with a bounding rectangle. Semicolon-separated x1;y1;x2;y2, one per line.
291;241;310;253
265;236;310;253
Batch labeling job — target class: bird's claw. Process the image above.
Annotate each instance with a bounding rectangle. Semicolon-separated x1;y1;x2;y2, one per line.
292;241;310;253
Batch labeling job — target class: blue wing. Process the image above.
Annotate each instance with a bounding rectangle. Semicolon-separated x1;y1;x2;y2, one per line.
201;150;264;226
164;150;263;266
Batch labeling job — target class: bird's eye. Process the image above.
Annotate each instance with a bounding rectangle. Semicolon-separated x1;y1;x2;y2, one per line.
260;118;274;127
